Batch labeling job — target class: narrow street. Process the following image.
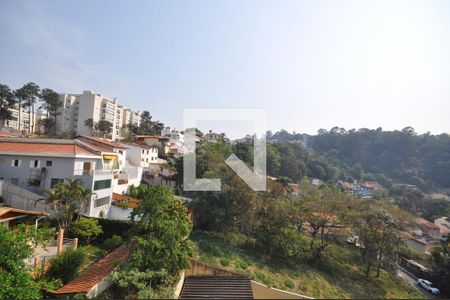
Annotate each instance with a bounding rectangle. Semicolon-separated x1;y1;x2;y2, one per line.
397;267;443;300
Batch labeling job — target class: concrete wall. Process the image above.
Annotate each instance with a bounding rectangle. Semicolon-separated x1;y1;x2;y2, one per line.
109;205;133;221
0;179;54;215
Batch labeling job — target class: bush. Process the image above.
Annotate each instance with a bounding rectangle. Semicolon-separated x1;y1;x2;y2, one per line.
97;219;133;242
47;249;85;284
71;217;103;244
284;278;295;289
220;258;230;267
103;235;124;251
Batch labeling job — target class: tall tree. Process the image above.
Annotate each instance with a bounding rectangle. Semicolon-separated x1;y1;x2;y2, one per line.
0;84;16;125
84;118;96;135
15;82;40;133
138;110;154;134
96;120;113;138
114;185;192;298
39;88;62;135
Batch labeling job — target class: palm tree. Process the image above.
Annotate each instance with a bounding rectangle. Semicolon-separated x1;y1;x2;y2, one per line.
84;118;95;135
15;82;40;133
37;179;92;229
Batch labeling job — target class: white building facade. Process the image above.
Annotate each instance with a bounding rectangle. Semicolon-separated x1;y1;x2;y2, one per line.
56;91;140;141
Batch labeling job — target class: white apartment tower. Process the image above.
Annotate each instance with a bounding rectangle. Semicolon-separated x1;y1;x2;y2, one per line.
56;91;140;140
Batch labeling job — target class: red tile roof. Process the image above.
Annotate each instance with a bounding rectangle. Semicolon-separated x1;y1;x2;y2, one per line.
0;141;97;157
52;243;131;295
80;136;128;149
112;193;140;209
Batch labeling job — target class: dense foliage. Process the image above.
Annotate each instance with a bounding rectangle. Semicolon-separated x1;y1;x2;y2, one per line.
47;248;86;284
309;127;450;190
113;185;192;298
0;225;54;299
71;217;103;244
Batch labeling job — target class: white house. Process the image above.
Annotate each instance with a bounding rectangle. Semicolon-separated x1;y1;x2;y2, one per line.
0;137;115;218
117;141;158;168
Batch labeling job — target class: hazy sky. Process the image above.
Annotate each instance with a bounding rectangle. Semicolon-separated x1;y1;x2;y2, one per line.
1;0;450;137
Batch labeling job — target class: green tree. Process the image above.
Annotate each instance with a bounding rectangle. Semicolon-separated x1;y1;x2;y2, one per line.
84;118;96;135
350;203;401;279
96;120;113;137
39;88;62;135
14;82;40;133
0;84;16;125
430;236;450;295
71;217;103;244
0;225;54;299
115;185;192;297
38;179;92;230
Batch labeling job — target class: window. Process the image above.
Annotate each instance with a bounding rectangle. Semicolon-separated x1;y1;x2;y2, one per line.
142;149;145;154
95;196;110;207
142;158;144;162
146;158;148;163
94;179;112;191
51;178;64;188
147;150;149;154
30;160;40;168
83;162;92;171
10;178;18;185
11;159;21;167
46;160;53;167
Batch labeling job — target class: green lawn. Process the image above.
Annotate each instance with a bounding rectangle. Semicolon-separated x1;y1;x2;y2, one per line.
190;231;424;299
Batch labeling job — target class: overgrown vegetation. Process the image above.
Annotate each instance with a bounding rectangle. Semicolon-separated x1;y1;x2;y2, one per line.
0;224;55;299
47;248;86;284
112;185;192;298
191;231;424;299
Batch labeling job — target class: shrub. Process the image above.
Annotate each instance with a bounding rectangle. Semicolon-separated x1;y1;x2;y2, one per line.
284;278;295;289
71;217;103;244
220;258;230;267
47;248;85;284
97;219;133;242
237;260;248;270
103;235;124;251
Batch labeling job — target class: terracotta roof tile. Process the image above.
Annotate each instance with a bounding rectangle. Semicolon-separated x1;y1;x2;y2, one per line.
112;193;140;209
52;243;131;295
0;141;98;157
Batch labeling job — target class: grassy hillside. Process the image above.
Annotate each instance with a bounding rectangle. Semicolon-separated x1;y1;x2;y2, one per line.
190;231;423;299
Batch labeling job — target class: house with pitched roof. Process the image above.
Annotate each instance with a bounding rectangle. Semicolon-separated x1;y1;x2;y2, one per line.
0;137;116;218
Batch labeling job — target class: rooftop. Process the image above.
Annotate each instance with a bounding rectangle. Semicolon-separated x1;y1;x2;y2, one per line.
52;243;131;295
180;276;253;299
0;138;99;157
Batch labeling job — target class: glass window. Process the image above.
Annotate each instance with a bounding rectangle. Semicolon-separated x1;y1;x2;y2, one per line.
46;160;53;167
94;179;112;191
51;178;64;188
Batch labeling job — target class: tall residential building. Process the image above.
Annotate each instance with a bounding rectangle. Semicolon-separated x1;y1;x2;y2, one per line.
2;106;47;133
56;91;140;141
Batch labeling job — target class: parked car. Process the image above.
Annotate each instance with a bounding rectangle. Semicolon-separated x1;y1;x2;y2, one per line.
417;279;440;294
